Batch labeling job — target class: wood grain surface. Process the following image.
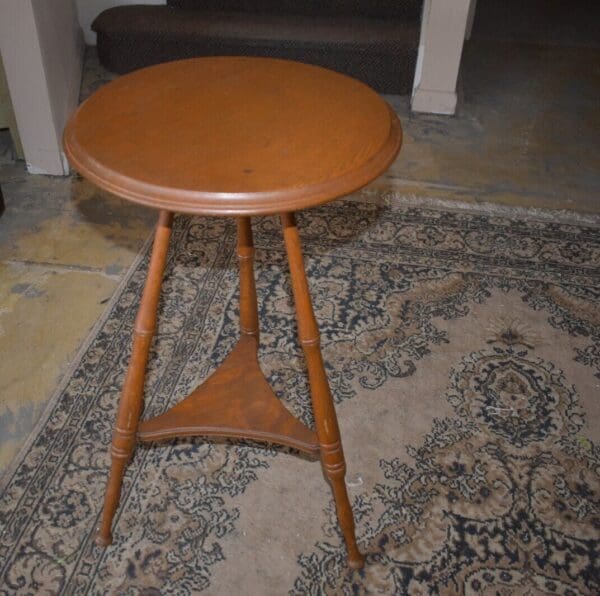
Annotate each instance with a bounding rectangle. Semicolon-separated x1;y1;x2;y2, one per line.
137;334;320;454
64;56;402;215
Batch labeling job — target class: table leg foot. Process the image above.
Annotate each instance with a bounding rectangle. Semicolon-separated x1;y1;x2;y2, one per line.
281;212;364;569
95;530;113;547
97;210;173;546
329;470;365;569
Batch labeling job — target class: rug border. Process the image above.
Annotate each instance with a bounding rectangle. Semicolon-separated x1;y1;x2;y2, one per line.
358;190;600;228
0;226;155;494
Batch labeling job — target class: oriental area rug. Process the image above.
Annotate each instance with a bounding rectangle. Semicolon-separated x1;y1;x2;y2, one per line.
1;197;599;594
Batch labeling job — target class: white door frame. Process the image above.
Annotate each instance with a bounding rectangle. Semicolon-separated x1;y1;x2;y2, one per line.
0;0;84;175
411;0;473;115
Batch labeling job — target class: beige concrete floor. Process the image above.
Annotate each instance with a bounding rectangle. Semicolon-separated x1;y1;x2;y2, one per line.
379;41;600;211
0;40;599;476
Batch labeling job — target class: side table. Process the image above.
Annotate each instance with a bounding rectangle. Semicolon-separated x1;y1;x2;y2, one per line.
64;56;402;569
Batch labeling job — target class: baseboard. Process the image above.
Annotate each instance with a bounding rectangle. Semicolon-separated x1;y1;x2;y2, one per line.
411;87;457;115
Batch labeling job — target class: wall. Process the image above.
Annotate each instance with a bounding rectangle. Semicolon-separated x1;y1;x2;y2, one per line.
0;0;84;175
76;0;165;45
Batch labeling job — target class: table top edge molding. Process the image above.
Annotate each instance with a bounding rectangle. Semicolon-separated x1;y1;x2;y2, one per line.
63;105;402;216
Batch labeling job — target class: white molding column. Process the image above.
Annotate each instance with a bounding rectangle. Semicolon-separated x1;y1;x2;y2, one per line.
465;0;478;41
411;0;472;115
0;0;84;175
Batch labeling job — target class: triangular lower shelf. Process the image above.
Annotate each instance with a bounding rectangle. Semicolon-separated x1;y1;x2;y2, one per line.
137;334;319;455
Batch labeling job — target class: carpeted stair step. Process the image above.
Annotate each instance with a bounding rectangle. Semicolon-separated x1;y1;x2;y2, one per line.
92;1;423;95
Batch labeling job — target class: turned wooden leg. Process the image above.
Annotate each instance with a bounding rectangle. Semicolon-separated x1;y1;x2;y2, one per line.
237;217;259;340
281;212;364;569
96;210;174;546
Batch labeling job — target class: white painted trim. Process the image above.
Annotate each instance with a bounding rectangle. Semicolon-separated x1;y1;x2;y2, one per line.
411;0;471;115
412;0;428;92
465;0;478;40
0;1;63;174
411;89;458;115
0;0;84;176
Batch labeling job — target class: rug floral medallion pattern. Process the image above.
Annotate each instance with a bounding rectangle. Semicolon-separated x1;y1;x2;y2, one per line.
0;200;598;594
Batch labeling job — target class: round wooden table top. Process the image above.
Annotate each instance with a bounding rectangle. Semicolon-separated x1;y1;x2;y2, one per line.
64;57;402;216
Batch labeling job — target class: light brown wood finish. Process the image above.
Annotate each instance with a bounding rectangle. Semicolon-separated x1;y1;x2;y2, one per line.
137;215;319;452
137;333;319;453
64;56;403;568
237;217;259;339
281;212;364;569
63;57;401;216
96;209;173;546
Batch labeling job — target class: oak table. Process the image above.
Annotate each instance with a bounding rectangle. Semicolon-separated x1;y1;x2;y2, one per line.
64;56;402;569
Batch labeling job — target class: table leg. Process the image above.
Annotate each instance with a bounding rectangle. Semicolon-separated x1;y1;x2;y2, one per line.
237;217;259;340
281;212;364;570
96;210;174;546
